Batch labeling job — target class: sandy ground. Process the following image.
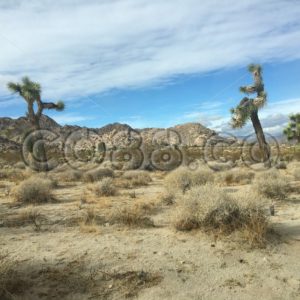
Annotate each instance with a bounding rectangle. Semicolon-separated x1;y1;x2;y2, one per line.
0;172;300;300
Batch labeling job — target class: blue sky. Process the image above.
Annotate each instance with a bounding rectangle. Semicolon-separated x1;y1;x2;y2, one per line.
0;0;300;137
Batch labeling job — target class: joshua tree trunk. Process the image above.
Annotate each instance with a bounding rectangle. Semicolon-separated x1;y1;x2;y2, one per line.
250;110;270;165
31;115;49;172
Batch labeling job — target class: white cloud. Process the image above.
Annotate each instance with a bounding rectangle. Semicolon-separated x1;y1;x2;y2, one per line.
0;0;300;102
50;113;93;125
118;115;163;129
182;97;300;138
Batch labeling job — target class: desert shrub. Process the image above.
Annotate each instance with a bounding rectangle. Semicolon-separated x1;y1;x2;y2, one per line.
252;169;290;199
241;206;269;247
14;177;54;204
83;168;114;183
31;174;58;188
122;170;152;186
59;170;82;182
173;184;268;247
216;168;255;186
173;185;239;232
93;178;117;196
164;167;214;194
109;206;154;227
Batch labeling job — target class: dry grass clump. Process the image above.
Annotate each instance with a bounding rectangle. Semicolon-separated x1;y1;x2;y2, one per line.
133;198;161;214
241;206;269;247
83;168;114;183
18;207;44;230
109;206;154;227
216;168;255;186
14;177;54;204
287;161;300;180
164;167;214;194
159;191;176;205
79;207;101;233
252;169;290;199
93;178;117;197
1;207;46;230
28;173;58;188
122;170;152;186
59;170;83;182
173;185;269;247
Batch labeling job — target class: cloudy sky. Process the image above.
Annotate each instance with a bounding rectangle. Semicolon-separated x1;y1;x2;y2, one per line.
0;0;300;138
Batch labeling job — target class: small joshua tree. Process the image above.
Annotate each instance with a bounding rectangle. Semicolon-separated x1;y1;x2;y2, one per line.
7;77;65;170
230;64;270;164
283;113;300;144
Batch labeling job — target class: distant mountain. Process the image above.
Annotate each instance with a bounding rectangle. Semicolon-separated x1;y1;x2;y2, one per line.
0;115;229;152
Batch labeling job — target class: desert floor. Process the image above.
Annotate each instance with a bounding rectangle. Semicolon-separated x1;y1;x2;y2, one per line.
1;167;300;300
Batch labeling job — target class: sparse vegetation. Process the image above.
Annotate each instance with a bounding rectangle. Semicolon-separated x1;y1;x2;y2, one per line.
14;177;54;204
0;169;26;181
216;168;255;186
252;169;290;199
59;169;83;182
164;166;214;194
109;206;154;227
122;170;152;186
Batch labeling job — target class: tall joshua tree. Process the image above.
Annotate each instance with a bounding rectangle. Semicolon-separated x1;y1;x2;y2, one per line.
283;113;300;144
230;64;270;164
7;76;65;170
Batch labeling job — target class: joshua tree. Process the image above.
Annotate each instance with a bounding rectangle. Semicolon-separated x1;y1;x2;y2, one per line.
283;113;300;144
7;77;64;129
230;64;270;164
7;76;65;170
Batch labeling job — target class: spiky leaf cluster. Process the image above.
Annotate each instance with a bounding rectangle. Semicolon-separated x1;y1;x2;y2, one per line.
230;64;267;128
283;113;300;143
